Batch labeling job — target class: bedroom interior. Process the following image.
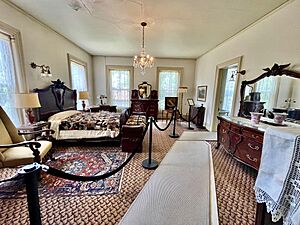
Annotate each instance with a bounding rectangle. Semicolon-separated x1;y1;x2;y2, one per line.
0;0;300;225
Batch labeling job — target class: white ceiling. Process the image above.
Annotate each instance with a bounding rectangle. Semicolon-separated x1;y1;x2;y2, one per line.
9;0;289;58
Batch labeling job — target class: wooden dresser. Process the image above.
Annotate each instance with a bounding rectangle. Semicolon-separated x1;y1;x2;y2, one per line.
217;116;264;170
131;99;159;120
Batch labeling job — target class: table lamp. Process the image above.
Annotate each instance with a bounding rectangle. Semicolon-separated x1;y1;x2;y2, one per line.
79;91;89;111
178;86;188;114
15;93;41;124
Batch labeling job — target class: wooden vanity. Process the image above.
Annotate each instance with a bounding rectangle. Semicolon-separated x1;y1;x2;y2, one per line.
218;64;300;225
217;116;264;170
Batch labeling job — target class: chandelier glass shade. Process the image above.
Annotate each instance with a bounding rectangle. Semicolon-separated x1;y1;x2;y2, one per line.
133;22;154;75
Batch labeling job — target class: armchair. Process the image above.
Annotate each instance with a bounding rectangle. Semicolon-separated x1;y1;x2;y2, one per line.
0;106;53;168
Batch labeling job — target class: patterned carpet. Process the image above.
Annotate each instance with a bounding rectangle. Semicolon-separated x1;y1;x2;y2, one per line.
0;121;257;225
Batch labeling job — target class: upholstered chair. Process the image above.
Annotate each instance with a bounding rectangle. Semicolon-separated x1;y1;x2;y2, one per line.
0;106;53;168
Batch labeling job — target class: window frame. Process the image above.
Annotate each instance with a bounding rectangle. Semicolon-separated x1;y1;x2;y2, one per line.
0;21;27;125
67;53;88;91
106;65;134;107
157;67;183;111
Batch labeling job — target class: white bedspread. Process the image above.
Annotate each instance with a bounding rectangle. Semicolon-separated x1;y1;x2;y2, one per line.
254;127;300;225
48;110;80;139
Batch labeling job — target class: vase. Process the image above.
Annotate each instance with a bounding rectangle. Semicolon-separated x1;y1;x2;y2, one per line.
273;113;288;124
250;112;263;124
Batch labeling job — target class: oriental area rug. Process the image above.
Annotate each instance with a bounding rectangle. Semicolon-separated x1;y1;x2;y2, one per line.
0;148;127;198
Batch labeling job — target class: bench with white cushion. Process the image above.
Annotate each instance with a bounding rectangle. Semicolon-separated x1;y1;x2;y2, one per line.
119;140;219;225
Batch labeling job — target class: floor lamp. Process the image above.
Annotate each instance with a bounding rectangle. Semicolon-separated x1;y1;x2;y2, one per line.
178;86;188;115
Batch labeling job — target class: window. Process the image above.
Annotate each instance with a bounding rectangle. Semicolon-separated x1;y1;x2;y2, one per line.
255;76;277;110
107;66;133;108
68;54;88;109
0;33;19;125
158;68;182;111
221;66;237;114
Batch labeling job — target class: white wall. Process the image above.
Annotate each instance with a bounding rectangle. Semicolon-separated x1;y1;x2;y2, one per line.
0;1;93;97
194;0;300;131
291;79;300;108
93;56;196;114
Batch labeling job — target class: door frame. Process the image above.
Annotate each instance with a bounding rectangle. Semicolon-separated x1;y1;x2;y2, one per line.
211;56;243;131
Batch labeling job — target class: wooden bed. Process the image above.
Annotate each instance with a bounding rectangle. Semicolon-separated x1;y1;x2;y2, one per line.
33;79;124;144
34;79;77;122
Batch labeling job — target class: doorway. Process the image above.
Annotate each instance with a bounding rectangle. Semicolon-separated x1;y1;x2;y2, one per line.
211;57;242;131
218;66;238;116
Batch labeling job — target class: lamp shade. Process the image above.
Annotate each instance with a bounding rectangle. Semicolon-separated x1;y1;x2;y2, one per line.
15;93;41;108
79;91;89;100
178;86;188;93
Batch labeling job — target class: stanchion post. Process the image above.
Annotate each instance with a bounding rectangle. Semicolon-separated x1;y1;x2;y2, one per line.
142;117;158;170
188;104;194;130
18;163;42;225
169;107;179;138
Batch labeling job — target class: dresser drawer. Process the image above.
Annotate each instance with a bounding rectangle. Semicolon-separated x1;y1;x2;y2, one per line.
219;124;228;135
220;132;230;150
220;119;230;129
241;138;263;152
230;124;241;134
235;139;262;170
242;129;263;143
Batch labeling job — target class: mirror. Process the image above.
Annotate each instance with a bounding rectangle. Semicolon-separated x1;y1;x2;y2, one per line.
138;82;152;99
239;63;300;121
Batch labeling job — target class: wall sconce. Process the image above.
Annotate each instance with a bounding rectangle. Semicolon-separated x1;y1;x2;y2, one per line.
30;62;52;77
229;70;246;81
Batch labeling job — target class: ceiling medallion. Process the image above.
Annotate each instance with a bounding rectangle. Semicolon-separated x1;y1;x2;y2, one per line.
133;21;154;75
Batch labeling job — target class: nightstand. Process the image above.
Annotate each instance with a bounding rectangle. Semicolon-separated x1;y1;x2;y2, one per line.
89;105;117;112
17;121;50;140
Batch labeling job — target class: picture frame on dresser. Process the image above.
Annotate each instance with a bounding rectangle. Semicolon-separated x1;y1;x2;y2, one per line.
197;85;207;102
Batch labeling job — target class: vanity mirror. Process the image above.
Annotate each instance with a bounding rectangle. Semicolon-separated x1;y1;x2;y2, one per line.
238;63;300;122
138;81;152;99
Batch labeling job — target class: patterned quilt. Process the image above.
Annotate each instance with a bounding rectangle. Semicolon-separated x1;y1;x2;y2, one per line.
59;111;120;134
125;115;147;128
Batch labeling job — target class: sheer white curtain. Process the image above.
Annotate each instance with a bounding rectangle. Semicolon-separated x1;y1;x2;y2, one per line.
158;69;180;111
0;33;19;125
109;69;131;108
70;61;88;109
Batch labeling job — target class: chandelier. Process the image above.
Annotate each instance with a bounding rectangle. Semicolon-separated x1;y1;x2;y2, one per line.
133;22;154;75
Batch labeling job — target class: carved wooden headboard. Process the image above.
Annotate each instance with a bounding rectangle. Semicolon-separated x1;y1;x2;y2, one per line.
34;79;77;121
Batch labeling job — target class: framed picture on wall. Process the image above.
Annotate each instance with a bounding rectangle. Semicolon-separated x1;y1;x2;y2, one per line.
165;97;178;110
197;85;207;102
187;98;195;106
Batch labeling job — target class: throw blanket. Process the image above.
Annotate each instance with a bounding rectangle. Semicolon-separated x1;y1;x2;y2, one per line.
254;127;300;225
125;115;147;128
48;110;79;139
48;110;120;140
